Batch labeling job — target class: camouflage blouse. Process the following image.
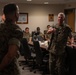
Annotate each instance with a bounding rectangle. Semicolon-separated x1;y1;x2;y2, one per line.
0;22;23;75
49;23;72;55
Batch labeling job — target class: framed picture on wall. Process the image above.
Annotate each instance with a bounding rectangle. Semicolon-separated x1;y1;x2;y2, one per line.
49;14;54;21
17;13;28;24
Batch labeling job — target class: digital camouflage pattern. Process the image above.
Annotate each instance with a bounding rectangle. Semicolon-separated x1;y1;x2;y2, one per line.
49;23;72;55
49;23;72;75
23;32;31;42
0;22;23;75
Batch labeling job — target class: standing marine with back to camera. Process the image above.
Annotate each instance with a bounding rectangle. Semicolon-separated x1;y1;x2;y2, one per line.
0;3;23;75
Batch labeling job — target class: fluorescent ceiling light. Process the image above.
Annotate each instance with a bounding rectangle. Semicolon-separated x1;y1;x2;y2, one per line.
44;2;49;4
27;0;32;1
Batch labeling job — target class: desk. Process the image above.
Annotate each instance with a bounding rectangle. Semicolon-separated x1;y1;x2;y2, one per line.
28;41;48;51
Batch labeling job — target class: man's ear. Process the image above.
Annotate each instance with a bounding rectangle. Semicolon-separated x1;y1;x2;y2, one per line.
15;12;19;22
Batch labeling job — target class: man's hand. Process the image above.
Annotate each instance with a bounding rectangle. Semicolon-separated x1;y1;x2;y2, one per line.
47;27;56;34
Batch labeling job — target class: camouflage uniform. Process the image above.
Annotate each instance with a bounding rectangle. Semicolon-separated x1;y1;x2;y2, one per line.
49;23;72;75
0;21;23;75
23;32;31;42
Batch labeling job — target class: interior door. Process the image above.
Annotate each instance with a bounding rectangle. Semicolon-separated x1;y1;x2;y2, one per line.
64;9;75;32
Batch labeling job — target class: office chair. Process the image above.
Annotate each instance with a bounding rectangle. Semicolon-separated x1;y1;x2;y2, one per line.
18;42;26;66
33;41;49;74
65;45;76;75
19;38;36;70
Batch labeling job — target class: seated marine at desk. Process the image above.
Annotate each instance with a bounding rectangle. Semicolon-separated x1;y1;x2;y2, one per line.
44;25;52;41
23;27;32;42
32;27;44;41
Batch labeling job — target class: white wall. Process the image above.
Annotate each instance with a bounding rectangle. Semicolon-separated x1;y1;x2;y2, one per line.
18;4;65;33
0;3;65;33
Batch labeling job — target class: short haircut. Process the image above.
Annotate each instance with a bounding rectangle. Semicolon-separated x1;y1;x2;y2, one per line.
3;3;17;15
37;27;40;30
47;25;50;27
58;12;65;19
25;27;29;30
